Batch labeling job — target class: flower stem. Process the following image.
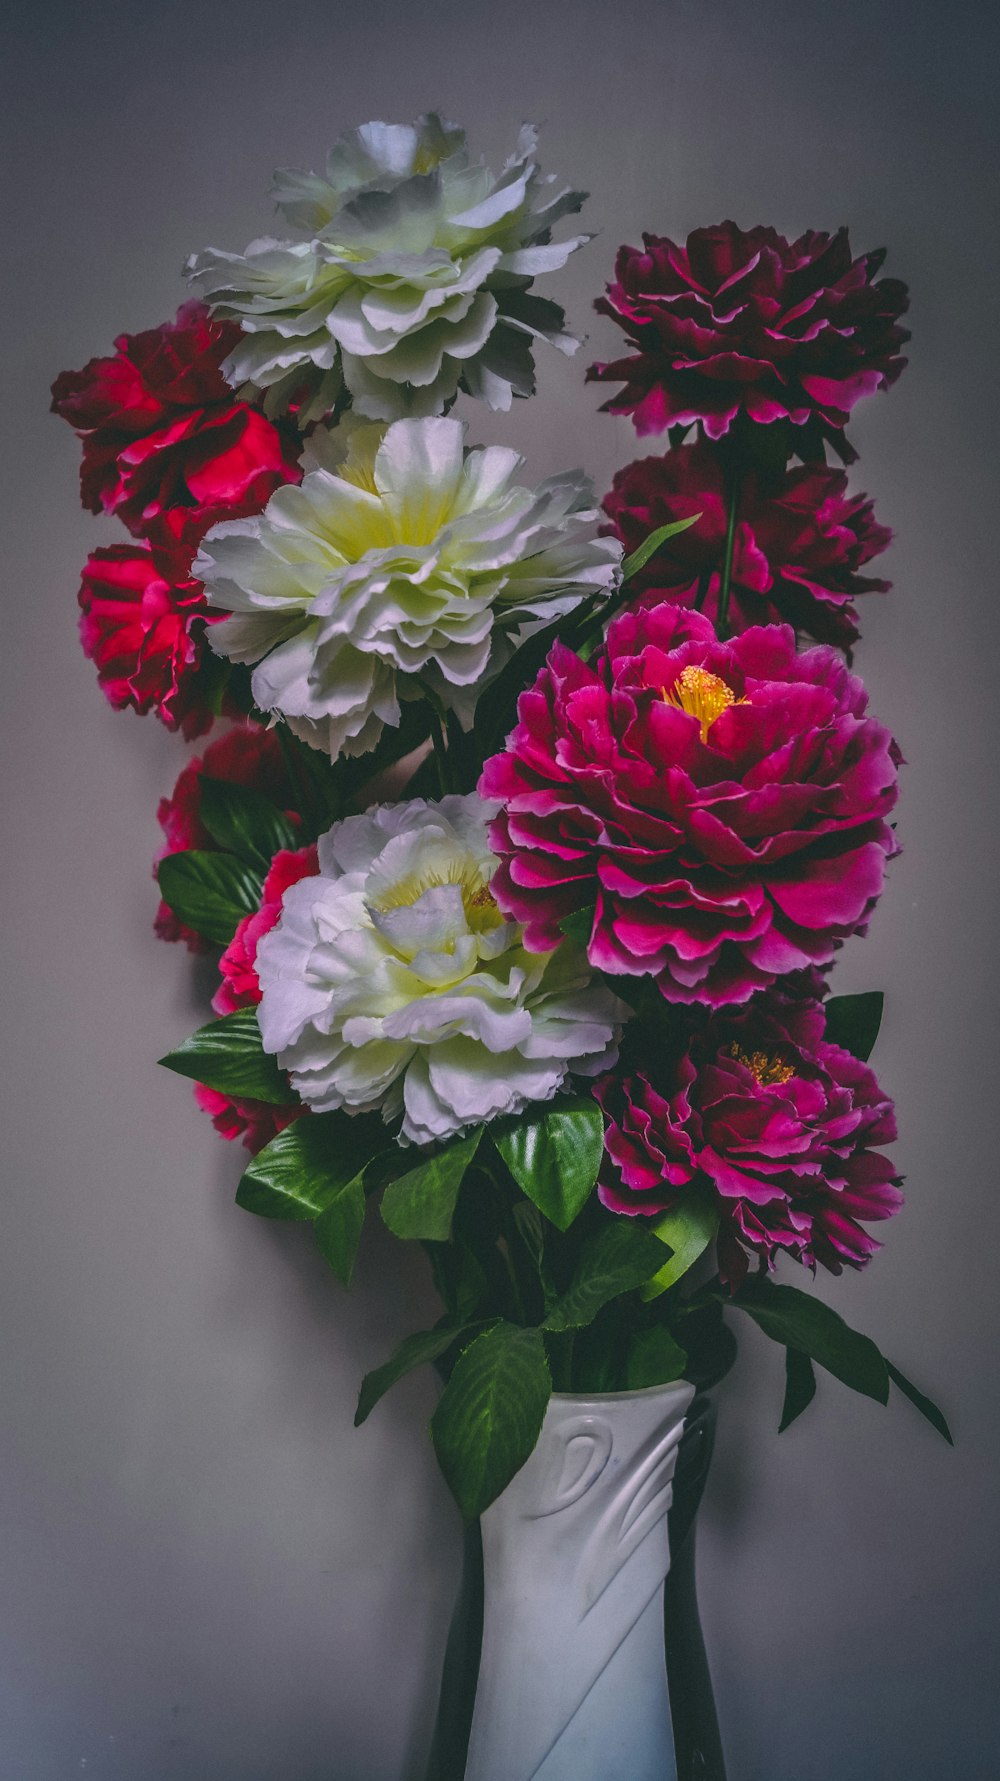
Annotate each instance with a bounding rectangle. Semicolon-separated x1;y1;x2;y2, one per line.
715;475;741;642
431;717;452;796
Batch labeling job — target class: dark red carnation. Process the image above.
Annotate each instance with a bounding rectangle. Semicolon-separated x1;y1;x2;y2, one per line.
193;1084;303;1155
51;301;300;537
588;223;909;457
602;443;892;647
78;532;219;738
596;991;902;1281
213;844;320;1014
481;605;900;1006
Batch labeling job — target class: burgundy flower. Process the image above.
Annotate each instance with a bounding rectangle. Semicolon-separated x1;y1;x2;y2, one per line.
588;223;909;456
596;991;902;1281
193;1083;303;1155
78;532;217;738
481;604;900;1006
154;725;299;948
213;844;320;1014
51;301;300;536
602;443;892;647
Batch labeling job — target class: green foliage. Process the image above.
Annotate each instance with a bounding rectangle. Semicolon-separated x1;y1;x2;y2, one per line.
355;1324;471;1427
779;1347;817;1432
431;1322;551;1520
625;1324;688;1390
236;1112;386;1222
197;776;299;870
823;991;884;1061
619;512;702;582
313;1175;367;1287
158;1007;289;1104
156;850;264;945
380;1128;483;1242
543;1219;668;1332
494;1099;603;1232
640;1197;719;1301
887;1361;953;1445
731;1277;890;1403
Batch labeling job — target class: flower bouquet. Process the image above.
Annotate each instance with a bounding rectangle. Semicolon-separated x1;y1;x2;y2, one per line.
53;114;950;1779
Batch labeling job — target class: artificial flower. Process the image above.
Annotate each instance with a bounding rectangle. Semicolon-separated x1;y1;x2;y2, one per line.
194;415;620;759
187;116;587;423
78;533;216;737
214;844;320;1014
254;793;627;1146
481;604;900;1005
193;1083;303;1155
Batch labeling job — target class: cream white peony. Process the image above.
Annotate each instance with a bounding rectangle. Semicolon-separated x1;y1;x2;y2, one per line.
254;795;628;1147
186;115;588;423
194;415;621;758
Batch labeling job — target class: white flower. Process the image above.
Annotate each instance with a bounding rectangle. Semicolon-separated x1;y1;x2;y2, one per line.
194;415;621;759
186;115;588;423
254;795;628;1147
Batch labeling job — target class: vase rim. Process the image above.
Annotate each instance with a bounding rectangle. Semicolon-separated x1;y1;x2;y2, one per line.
549;1379;695;1407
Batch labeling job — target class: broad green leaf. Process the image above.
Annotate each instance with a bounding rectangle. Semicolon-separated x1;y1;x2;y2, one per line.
158;1007;289;1104
557;906;595;948
197;776;299;871
620;512;702;582
886;1361;953;1445
823;991;884;1061
494;1100;604;1232
641;1198;719;1301
355;1324;472;1427
732;1279;890;1404
625;1325;688;1390
237;1112;386;1222
156;850;263;945
543;1219;667;1332
779;1347;817;1432
431;1323;551;1520
313;1173;367;1287
380;1128;483;1242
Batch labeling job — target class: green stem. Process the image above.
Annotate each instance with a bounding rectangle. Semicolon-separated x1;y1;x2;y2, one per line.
431;717;452;796
715;475;741;642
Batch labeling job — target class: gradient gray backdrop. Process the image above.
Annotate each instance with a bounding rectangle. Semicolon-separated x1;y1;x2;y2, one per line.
3;1;998;1775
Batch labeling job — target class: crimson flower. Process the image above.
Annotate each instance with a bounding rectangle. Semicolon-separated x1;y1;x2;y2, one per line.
51;301;300;536
193;1084;303;1155
481;604;900;1006
596;990;902;1282
213;844;320;1015
588;223;908;457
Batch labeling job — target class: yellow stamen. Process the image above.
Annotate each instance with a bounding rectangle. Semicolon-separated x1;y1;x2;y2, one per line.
728;1042;796;1087
662;664;745;743
373;866;504;933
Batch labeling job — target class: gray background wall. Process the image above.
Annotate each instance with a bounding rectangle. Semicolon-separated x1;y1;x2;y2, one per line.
2;1;998;1775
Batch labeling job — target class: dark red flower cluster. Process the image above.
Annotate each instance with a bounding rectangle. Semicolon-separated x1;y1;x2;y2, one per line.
193;1084;303;1156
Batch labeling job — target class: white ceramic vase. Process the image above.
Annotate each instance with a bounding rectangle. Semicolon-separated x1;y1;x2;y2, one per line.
462;1379;696;1781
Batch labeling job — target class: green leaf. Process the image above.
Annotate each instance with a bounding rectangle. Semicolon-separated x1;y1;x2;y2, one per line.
732;1278;890;1404
620;513;702;582
625;1325;688;1390
640;1197;719;1301
543;1219;668;1332
355;1324;472;1427
823;991;884;1061
380;1128;483;1242
494;1100;604;1232
158;1007;289;1104
472;607;580;760
886;1361;953;1445
236;1112;386;1222
197;776;299;871
313;1173;367;1287
558;906;595;948
156;850;264;946
431;1322;551;1520
779;1347;817;1432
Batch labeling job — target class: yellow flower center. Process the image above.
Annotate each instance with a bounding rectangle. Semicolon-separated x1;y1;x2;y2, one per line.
728;1043;796;1087
374;865;504;934
662;665;745;743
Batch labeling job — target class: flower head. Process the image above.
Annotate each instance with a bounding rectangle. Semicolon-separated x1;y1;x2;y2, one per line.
51;301;301;535
588;223;909;456
254;793;627;1146
195;415;620;758
187;117;588;423
602;444;892;647
597;989;902;1280
481;604;900;1006
193;1084;303;1155
214;844;320;1014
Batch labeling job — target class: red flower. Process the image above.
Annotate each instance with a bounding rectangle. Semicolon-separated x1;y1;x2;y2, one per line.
78;530;218;737
596;990;902;1281
51;301;300;536
193;1084;303;1155
588;223;909;457
213;844;320;1014
602;444;892;647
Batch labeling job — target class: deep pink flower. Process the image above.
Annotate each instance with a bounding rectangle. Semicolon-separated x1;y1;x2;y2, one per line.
154;725;299;948
78;532;217;738
596;991;902;1281
213;844;320;1014
193;1084;303;1155
602;444;892;647
588;223;909;456
481;605;900;1006
51;301;300;536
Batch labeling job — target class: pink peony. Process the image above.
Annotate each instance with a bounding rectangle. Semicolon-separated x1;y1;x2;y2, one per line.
213;844;320;1014
588;223;908;456
481;604;900;1006
596;990;902;1282
193;1084;303;1155
51;301;300;536
602;444;892;647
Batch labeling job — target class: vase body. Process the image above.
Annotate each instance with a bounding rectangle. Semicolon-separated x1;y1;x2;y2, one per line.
456;1380;695;1781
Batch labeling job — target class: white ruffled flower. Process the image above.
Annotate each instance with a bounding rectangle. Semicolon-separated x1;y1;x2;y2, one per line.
186;115;588;423
194;415;621;758
254;795;628;1147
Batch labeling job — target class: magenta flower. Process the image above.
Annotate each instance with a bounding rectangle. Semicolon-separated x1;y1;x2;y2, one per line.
588;223;909;456
596;990;902;1282
213;844;320;1015
602;443;892;647
481;604;900;1006
193;1084;303;1155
